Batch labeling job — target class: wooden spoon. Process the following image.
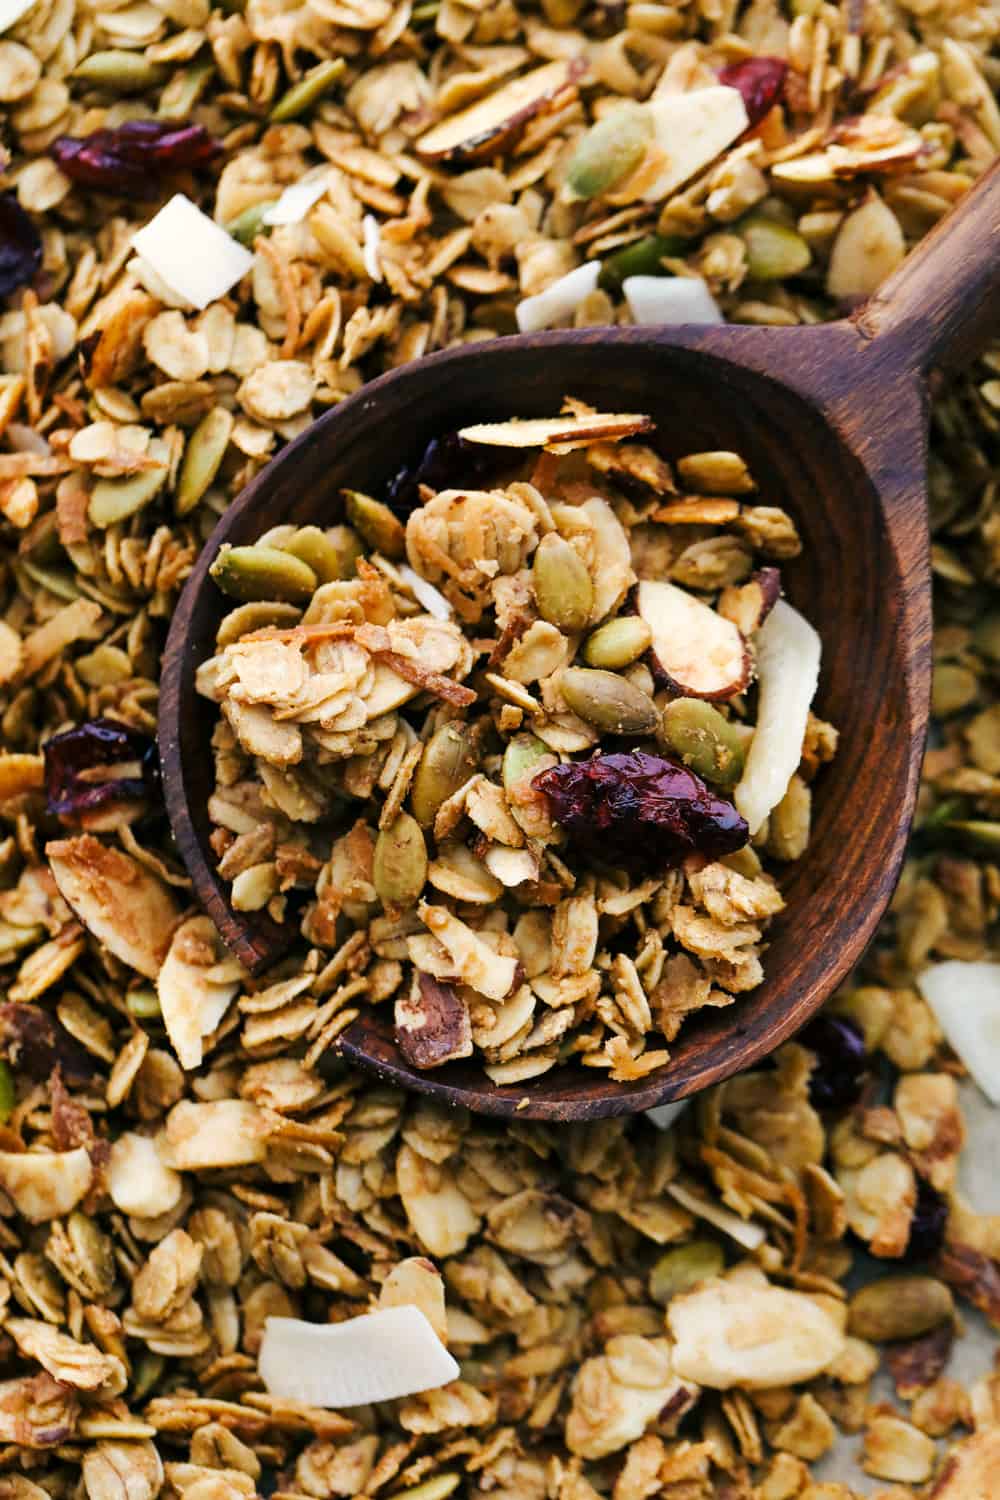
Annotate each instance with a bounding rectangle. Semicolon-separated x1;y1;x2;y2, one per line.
160;159;1000;1121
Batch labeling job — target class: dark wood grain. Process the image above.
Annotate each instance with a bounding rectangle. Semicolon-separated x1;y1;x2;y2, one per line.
158;158;1000;1121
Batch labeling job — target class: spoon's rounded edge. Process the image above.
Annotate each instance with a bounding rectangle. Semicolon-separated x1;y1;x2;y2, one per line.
159;321;932;1121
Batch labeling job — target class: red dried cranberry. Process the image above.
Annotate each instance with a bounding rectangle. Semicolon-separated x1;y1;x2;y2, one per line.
385;431;521;518
0;194;42;299
533;750;748;865
0;1003;96;1084
903;1179;948;1264
44;717;160;824
800;1013;867;1110
50;120;221;198
718;58;788;127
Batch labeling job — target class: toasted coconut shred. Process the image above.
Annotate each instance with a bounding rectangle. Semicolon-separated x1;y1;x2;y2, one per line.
0;1;997;1495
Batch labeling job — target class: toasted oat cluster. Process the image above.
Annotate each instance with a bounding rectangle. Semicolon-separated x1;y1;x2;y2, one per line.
0;0;999;1492
197;413;832;1082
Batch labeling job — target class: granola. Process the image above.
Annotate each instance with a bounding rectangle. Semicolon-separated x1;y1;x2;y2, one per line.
0;0;997;1493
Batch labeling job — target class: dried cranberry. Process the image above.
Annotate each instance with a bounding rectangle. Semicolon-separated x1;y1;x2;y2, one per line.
50;120;221;198
44;717;160;824
385;431;522;518
533;750;748;865
903;1179;948;1264
718;58;788;127
0;194;41;299
800;1013;867;1110
0;1003;96;1085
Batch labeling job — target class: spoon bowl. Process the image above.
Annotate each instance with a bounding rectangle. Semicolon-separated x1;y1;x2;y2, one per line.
160;161;1000;1119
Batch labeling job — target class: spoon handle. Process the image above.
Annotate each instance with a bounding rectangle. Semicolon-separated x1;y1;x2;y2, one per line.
852;154;1000;379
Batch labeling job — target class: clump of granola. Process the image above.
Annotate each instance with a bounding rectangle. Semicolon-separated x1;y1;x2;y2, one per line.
198;411;830;1081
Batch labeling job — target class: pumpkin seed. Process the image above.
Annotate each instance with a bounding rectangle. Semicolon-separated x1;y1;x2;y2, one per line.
176;407;233;517
132;1352;166;1400
410;722;478;828
649;1240;724;1305
72;51;168;93
270;57;345;122
343;489;405;559
126;988;162;1019
532;534;593;631
89;442;170;528
561;667;659;735
226;200;276;246
18;558;80;601
395;1477;461;1500
281;525;358;583
502;733;549;793
210;544;317;604
945;819;1000;852
216;601;301;648
598;233;688;293
659;698;745;787
0;1061;13;1124
565;103;654;201
740;216;812;281
158;55;215;117
848;1276;953;1342
411;0;440;22
373;812;428;909
583;615;652;669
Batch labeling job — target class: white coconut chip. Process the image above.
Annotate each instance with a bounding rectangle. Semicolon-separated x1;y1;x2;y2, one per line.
666;1178;766;1251
262;172;330;227
398;563;453;620
734;599;821;837
624;275;722;327
459;412;653;449
0;0;38;31
516;261;600;334
362;213;383;282
131;195;254;311
917;961;1000;1105
259;1306;459;1407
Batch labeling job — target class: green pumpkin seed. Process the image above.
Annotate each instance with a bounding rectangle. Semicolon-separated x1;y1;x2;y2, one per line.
282;525;358;583
659;698;746;787
18;558;80;602
158;54;215;117
132;1351;166;1400
176;407;233;517
66;1211;116;1295
583;615;652;669
373;812;428;909
343;490;405;559
532;534;593;631
565;103;654;201
502;733;549;793
216;601;302;647
410;722;478;828
226;200;276;246
127;988;162;1019
411;0;440;20
72;51;169;93
740;216;812;281
598;234;689;293
210;544;318;604
270;57;345;122
561;667;659;735
649;1240;724;1305
0;1061;14;1124
848;1276;953;1342
89;443;170;528
945;819;1000;852
395;1477;461;1500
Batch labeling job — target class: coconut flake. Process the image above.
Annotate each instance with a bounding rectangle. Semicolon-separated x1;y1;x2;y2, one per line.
917;962;1000;1105
362;214;383;282
734;599;821;836
0;0;38;31
259;1306;459;1407
398;563;452;620
624;275;722;326
645;1099;689;1131
107;1132;183;1220
131;195;254;311
459;411;653;449
262;172;330;227
666;1178;766;1251
516;261;600;335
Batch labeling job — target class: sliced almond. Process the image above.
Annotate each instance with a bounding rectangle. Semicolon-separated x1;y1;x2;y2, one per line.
395;973;473;1071
378;1257;449;1345
259;1306;459;1407
107;1132;183;1219
459;412;653;450
609;86;749;204
47;835;181;980
416;60;582;163
636;578;749;700
157;915;244;1071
